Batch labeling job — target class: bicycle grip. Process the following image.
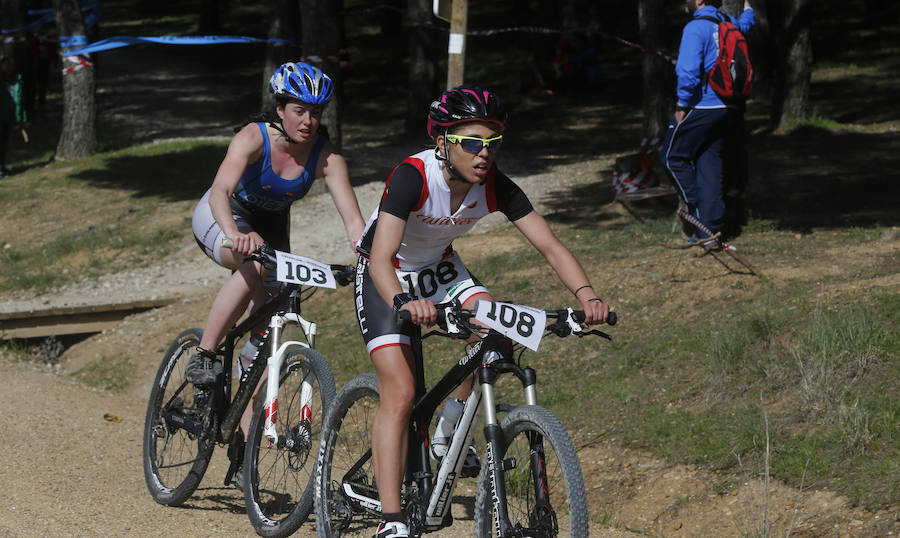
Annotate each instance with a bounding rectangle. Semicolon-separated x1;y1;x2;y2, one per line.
396;309;447;331
222;237;233;249
571;310;617;325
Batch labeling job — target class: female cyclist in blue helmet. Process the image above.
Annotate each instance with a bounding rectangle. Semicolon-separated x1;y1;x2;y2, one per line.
187;61;364;452
351;85;610;538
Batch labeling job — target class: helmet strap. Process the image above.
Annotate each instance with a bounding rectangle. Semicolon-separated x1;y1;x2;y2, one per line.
268;120;298;144
436;135;472;184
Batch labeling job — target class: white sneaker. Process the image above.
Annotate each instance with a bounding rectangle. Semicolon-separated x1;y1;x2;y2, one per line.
374;520;409;538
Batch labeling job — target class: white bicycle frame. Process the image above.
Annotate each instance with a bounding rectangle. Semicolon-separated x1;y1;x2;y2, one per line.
260;310;318;443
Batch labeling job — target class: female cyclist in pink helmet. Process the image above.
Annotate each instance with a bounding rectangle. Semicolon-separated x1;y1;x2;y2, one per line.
353;85;609;537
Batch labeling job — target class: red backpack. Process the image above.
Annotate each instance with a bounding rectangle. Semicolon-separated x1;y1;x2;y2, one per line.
698;12;753;100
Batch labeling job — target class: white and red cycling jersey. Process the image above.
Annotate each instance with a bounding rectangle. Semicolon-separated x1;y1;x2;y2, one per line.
356;149;533;270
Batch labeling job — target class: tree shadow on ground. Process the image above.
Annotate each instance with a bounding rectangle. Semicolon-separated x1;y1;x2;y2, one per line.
69;143;226;202
747;126;900;232
539;125;900;233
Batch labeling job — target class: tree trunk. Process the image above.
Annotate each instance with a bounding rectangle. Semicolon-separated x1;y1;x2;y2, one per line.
199;0;221;34
405;0;438;136
300;0;344;148
381;0;404;36
1;0;34;119
53;0;97;159
638;0;671;141
769;0;813;129
262;0;302;113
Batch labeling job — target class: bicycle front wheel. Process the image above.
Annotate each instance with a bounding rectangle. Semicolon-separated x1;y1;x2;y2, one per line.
473;405;588;537
244;347;336;537
142;328;215;506
315;373;383;537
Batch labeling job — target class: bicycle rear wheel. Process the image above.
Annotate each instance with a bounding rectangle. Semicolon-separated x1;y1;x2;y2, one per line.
315;373;383;537
142;328;215;506
473;405;588;537
244;347;336;537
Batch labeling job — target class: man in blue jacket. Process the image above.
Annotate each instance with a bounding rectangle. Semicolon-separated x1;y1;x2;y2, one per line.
661;0;754;245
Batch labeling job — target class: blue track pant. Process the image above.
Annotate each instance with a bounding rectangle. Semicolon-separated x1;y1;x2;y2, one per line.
660;107;731;237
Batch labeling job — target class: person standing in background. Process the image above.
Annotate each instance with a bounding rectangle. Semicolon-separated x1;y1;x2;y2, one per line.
660;0;754;245
0;56;27;177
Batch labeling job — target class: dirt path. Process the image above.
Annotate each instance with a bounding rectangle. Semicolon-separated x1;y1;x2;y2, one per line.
1;355;891;537
2;161;897;536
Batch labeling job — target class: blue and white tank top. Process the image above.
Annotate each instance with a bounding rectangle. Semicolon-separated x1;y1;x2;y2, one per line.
233;122;327;213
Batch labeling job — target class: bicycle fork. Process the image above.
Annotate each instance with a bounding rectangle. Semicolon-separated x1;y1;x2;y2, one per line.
261;312;317;445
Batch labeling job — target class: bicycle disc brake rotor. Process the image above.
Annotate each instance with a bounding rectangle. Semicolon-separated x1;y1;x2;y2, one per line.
528;504;559;536
286;419;312;470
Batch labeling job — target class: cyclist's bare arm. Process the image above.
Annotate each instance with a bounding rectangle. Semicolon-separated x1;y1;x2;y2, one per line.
512;210;609;325
320;145;365;252
210;125;265;256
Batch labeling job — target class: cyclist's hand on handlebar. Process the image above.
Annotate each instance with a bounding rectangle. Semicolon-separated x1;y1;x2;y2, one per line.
400;299;438;327
578;295;610;326
225;231;264;257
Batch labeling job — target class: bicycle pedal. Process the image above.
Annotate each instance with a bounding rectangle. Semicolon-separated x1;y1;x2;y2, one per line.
460;465;480;478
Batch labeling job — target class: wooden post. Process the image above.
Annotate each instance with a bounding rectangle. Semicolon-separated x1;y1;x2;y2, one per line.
446;0;467;89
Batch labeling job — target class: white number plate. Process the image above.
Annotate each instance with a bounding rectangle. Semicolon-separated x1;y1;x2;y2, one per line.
474;301;547;351
275;251;336;289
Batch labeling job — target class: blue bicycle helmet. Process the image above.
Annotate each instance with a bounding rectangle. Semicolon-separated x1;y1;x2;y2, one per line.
269;61;333;104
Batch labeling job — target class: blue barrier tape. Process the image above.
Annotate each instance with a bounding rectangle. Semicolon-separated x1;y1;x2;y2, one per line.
59;35;88;48
63;34;295;56
0;11;55;34
3;0;100;35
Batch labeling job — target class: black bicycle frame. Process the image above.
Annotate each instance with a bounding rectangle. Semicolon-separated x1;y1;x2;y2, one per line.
161;285;303;448
339;324;537;534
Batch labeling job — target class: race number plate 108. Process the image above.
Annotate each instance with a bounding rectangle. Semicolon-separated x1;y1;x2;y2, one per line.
275;251;336;289
474;301;547;351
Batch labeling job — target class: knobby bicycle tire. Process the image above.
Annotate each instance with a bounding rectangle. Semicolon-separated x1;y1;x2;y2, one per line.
473;405;589;537
142;328;215;506
315;373;385;537
244;347;336;537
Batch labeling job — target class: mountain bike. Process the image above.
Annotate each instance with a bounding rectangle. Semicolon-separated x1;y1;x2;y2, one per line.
142;243;355;537
314;299;617;537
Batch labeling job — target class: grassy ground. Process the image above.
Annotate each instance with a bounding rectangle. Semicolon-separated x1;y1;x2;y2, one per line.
1;0;897;515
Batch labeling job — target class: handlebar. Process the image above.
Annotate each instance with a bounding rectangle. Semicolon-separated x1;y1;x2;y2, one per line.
220;238;355;287
396;301;617;340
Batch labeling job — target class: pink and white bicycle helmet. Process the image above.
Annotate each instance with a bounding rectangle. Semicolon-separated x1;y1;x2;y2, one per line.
426;85;507;138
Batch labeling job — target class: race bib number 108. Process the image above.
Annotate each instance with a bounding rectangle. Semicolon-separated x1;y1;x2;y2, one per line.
474;301;547;351
275;251;336;289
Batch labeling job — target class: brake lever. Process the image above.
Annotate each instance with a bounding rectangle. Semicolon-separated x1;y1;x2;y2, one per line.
565;307;584;335
581;329;612;340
